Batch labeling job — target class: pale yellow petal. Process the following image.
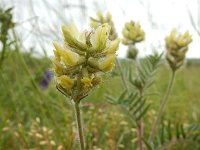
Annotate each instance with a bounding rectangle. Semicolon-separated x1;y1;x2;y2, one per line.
60;49;80;66
90;23;111;51
99;54;116;72
57;75;74;89
104;39;120;54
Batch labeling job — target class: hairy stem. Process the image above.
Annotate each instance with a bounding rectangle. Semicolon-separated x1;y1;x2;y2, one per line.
148;71;176;143
74;102;85;150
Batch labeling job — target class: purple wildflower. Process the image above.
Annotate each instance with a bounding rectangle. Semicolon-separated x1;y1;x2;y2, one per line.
40;71;53;89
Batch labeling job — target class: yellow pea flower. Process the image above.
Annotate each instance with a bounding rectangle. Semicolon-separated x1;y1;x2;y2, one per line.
90;23;111;51
60;50;80;66
53;41;80;66
62;25;87;50
103;39;120;54
57;75;74;89
99;54;116;72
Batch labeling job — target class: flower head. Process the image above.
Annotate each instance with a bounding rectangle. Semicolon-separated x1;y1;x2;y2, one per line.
52;23;120;102
122;21;145;59
122;21;145;45
165;29;192;71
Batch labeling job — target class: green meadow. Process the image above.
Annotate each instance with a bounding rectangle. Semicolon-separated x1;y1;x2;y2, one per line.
0;50;199;149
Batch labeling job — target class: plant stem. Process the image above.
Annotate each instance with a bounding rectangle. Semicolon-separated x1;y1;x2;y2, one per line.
74;102;85;150
148;71;176;143
136;121;143;150
0;40;6;70
136;89;144;150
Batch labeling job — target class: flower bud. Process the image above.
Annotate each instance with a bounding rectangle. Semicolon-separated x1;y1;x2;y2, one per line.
122;20;145;45
88;57;100;69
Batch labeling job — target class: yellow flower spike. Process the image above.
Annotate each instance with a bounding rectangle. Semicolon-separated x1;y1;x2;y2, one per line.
90;23;111;51
99;54;116;72
52;22;119;150
81;77;93;87
104;39;120;54
60;49;80;66
57;75;74;89
165;29;192;71
122;20;145;45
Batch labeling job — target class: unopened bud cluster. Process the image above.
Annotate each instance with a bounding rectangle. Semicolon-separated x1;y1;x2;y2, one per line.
122;21;145;45
165;29;192;71
90;11;118;40
122;21;145;59
52;23;120;102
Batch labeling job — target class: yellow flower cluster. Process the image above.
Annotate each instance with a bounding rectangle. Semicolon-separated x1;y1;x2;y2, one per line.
122;21;145;45
165;29;192;71
122;21;145;59
52;23;120;101
90;11;118;40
